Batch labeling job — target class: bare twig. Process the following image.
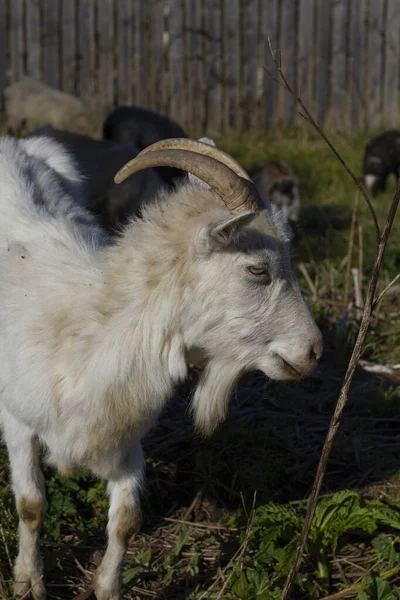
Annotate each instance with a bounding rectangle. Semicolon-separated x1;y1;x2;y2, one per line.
299;262;318;301
358;360;400;385
358;224;363;295
373;273;400;308
344;194;359;305
163;517;230;530
198;492;257;600
281;177;400;600
17;575;44;600
319;562;400;599
173;483;206;533
0;523;12;569
264;42;400;600
351;268;363;316
319;584;361;599
266;39;381;246
72;587;96;600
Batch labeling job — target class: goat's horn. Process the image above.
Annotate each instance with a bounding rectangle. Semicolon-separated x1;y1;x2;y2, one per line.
114;150;263;213
138;138;252;182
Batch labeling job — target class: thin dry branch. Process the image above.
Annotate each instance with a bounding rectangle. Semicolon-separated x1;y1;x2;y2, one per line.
281;179;400;600
299;262;318;301
373;273;400;308
358;360;400;385
264;42;400;600
358;224;363;293
198;492;257;600
344;194;359;305
265;39;381;246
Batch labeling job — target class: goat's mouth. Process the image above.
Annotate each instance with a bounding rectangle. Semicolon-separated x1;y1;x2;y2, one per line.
282;358;303;379
280;358;303;379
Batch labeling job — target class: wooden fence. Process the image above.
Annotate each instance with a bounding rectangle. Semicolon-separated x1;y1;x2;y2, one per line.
1;0;400;133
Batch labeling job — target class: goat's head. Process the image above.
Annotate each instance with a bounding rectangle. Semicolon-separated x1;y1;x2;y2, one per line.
115;138;322;386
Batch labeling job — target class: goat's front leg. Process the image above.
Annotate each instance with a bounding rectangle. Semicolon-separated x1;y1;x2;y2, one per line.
93;442;145;600
2;413;47;599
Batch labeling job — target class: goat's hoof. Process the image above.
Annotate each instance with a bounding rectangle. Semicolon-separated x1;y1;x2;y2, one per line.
92;589;120;600
14;572;46;599
92;572;120;600
72;587;97;600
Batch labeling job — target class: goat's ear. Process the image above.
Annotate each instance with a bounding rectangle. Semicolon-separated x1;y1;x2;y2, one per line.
198;210;256;253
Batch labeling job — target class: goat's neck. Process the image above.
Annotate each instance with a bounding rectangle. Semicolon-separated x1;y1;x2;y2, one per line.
72;230;190;402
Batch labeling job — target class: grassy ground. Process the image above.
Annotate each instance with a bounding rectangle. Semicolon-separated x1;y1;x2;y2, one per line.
0;126;399;599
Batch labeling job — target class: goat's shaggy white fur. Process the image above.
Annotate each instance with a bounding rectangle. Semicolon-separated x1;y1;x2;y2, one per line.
0;135;322;599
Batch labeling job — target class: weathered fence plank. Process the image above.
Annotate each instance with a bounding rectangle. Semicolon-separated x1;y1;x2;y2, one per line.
77;0;95;103
26;0;41;80
186;0;204;131
205;0;222;133
383;0;400;127
117;0;133;105
97;0;114;112
280;0;297;125
298;0;314;113
43;0;60;88
367;0;385;129
169;0;185;124
134;0;146;107
349;0;365;131
262;0;278;129
316;0;330;124
242;0;259;129
0;0;7;97
150;0;165;114
2;0;400;133
223;0;240;130
10;0;24;83
330;0;348;127
61;0;76;95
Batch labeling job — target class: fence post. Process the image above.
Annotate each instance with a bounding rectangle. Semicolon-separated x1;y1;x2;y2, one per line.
10;0;24;84
205;0;222;134
330;0;348;128
223;0;240;131
383;0;400;127
280;0;296;125
242;0;259;130
43;0;60;89
169;0;185;124
349;0;365;132
61;0;77;95
262;0;278;130
367;0;385;130
186;0;205;132
316;0;330;126
77;0;96;104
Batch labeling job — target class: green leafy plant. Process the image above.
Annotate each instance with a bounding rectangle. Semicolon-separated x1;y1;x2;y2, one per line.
230;491;400;597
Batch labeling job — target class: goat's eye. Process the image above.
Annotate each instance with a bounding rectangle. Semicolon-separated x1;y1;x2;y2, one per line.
248;266;270;280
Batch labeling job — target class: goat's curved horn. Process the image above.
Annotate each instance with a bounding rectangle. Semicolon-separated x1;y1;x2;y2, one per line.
138;138;252;182
114;150;263;213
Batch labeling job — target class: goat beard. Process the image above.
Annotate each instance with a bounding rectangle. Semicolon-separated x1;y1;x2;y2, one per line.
190;359;245;436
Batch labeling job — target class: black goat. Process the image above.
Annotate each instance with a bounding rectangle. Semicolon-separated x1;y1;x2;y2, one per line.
363;130;400;195
103;106;187;187
28;127;165;233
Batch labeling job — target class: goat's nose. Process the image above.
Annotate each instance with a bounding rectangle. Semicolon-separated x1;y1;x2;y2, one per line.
307;328;323;362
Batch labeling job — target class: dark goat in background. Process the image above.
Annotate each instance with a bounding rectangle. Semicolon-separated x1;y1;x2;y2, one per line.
28;127;165;233
363;130;400;195
103;105;188;187
253;161;301;222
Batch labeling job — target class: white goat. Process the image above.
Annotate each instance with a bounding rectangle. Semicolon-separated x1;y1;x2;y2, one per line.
0;135;322;600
